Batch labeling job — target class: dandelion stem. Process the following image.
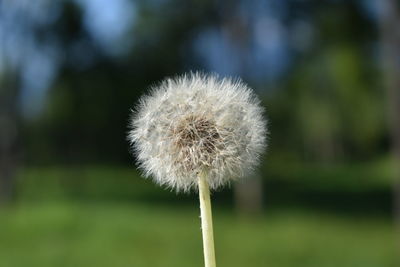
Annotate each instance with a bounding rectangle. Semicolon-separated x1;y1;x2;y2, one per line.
198;171;216;267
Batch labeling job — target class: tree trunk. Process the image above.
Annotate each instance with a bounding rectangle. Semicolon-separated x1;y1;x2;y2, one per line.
221;1;265;217
379;0;400;250
0;89;18;205
0;0;23;205
0;149;17;204
0;65;19;205
0;71;19;204
234;173;264;217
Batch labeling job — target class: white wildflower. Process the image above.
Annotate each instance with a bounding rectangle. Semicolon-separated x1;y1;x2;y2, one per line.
128;73;267;192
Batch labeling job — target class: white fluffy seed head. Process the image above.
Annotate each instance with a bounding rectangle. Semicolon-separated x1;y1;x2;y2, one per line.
128;73;268;192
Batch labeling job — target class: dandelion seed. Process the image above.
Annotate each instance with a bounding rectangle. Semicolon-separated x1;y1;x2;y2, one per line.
128;72;268;267
128;72;267;192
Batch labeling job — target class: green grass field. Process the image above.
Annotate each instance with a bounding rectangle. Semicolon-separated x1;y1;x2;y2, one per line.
0;201;396;267
0;164;397;267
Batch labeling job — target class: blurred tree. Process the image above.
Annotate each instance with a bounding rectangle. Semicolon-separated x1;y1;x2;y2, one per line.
14;0;385;167
0;65;19;203
22;0;215;164
0;1;23;203
291;46;383;161
379;0;400;249
4;0;388;187
277;0;384;162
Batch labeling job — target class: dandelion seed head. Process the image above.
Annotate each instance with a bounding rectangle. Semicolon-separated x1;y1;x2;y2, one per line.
128;73;268;192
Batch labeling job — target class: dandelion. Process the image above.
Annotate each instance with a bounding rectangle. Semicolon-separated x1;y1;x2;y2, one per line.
128;73;267;267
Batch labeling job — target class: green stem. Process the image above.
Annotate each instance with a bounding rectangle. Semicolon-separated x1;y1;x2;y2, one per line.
198;171;216;267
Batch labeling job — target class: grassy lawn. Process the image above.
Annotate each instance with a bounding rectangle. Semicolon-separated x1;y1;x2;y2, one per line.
0;201;396;267
0;163;397;267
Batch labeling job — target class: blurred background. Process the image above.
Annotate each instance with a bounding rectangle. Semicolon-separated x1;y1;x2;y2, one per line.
1;0;400;266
